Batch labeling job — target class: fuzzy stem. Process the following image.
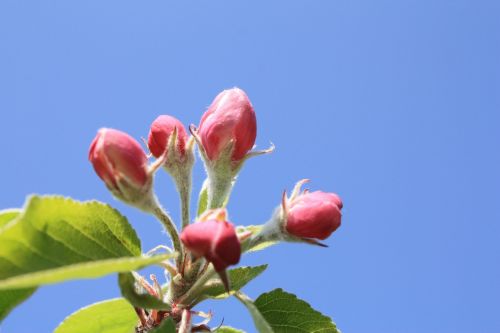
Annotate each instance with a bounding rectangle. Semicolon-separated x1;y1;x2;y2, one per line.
169;163;193;230
177;266;216;306
243;215;283;252
207;171;233;209
179;177;192;229
151;205;183;267
244;233;267;251
203;143;237;210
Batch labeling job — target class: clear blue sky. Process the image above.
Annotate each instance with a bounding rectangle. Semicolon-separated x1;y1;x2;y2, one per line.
1;1;499;332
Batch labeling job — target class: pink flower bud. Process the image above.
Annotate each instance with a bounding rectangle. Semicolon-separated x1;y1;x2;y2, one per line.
148;115;188;158
198;88;257;162
285;191;343;240
180;213;241;272
88;128;148;190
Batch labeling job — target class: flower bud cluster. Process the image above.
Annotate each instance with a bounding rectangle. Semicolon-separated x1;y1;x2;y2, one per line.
87;87;344;331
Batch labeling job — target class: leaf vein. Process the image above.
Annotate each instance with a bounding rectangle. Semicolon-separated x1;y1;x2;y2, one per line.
58;218;120;258
94;208;139;256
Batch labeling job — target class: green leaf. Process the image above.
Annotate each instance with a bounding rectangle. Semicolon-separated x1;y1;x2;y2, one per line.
54;298;137;333
0;288;36;322
0;255;171;290
0;196;171;289
0;209;21;230
238;288;340;333
234;292;273;333
254;289;340;332
0;209;35;322
201;265;267;300
196;179;209;217
215;326;245;333
149;318;176;333
118;272;171;310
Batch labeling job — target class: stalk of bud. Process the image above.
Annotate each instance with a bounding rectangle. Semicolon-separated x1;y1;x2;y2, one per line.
89;128;155;210
191;88;273;211
180;209;240;290
148;115;195;228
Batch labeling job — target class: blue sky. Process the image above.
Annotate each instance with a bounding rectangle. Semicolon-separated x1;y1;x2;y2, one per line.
1;1;499;332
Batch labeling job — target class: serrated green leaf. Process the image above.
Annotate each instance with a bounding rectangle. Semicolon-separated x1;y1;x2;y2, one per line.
234;292;273;333
0;209;21;230
0;196;169;288
254;288;340;333
215;326;245;333
201;265;267;300
0;209;35;322
196;180;209;217
54;298;137;333
119;272;170;311
149;318;176;333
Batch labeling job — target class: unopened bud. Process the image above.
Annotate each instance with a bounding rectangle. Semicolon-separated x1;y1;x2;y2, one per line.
180;210;240;272
89;128;148;189
286;191;342;240
252;180;343;248
148;115;195;228
89;128;154;210
198;88;256;162
148;115;189;159
190;88;269;210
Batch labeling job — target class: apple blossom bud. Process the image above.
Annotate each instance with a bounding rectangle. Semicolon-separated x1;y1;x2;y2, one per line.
246;181;343;250
148;115;188;158
89;128;148;191
286;191;343;240
198;88;256;162
180;211;241;272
